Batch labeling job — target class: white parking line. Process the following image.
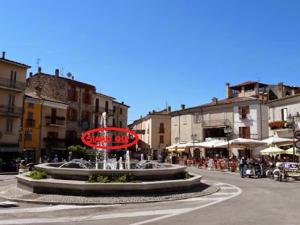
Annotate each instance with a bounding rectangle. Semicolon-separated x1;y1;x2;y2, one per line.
130;183;242;225
0;204;117;214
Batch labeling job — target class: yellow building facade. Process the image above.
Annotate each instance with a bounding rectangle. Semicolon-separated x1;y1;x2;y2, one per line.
20;90;68;162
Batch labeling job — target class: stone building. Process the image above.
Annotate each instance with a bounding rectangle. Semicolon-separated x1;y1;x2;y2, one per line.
0;52;30;164
27;68;95;146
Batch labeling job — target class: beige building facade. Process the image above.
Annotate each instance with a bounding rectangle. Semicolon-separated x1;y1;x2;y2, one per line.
0;52;30;159
130;108;171;158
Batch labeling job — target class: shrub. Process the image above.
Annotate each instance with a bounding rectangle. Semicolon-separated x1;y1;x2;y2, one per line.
28;170;47;180
87;173;137;183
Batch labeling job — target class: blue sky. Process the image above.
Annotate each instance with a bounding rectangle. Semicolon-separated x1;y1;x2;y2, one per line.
1;0;300;123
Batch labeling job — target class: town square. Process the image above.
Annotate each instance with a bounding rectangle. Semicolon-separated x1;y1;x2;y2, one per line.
0;1;300;225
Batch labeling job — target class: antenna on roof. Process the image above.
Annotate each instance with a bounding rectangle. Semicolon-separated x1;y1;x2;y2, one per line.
36;58;40;71
61;67;64;76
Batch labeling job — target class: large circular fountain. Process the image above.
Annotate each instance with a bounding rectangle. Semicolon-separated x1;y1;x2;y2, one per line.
17;158;202;196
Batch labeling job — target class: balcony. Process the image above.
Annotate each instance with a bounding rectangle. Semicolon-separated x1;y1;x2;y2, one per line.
0;78;26;92
202;119;231;128
45;116;66;127
0;104;23;117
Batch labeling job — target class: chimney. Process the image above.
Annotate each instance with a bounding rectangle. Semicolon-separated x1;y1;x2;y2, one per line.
55;69;59;77
71;76;74;80
29;72;33;77
167;106;171;112
181;104;185;110
2;51;5;59
226;82;231;98
212;97;218;104
38;67;42;73
278;82;284;99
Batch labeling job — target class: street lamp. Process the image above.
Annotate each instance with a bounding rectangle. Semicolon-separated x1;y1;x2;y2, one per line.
224;126;233;158
287;112;300;162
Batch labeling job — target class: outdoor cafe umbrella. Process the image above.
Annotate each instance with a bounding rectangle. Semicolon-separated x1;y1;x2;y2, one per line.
194;139;227;148
262;136;295;146
283;147;300;156
228;138;265;148
260;146;285;155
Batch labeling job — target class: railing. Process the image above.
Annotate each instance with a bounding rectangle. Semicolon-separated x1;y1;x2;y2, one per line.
0;77;26;91
0;104;23;116
202;119;231;127
45;116;65;126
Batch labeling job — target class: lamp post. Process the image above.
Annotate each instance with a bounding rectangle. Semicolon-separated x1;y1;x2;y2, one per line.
224;126;233;158
287;112;300;162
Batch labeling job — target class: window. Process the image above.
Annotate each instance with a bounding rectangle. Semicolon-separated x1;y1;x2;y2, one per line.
120;107;123;115
81;111;91;121
67;108;77;121
25;130;32;141
28;102;34;108
239;127;250;139
113;118;116;127
95;99;99;112
159;135;164;144
82;91;91;104
281;108;288;121
26;112;34;127
68;87;78;101
238;106;249;119
10;71;16;88
8;95;15;106
119;121;123;128
159;123;165;133
194;113;202;123
113;106;116;113
6;119;13;133
95;115;99;128
105;101;109;113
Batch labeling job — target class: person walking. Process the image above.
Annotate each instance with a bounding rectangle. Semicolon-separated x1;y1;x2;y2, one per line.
239;157;246;178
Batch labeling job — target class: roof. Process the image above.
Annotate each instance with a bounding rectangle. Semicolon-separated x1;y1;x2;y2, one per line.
230;81;267;88
112;100;130;108
25;89;66;105
170;96;260;115
95;92;116;100
0;58;31;69
129;108;171;126
30;72;95;90
268;93;300;106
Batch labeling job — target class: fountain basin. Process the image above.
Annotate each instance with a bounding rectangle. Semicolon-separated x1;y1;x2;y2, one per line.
34;163;187;181
16;172;202;195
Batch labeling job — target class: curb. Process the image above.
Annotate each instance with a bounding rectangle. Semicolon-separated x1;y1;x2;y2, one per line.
0;185;220;206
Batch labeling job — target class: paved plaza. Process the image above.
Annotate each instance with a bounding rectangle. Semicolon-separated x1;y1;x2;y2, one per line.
0;168;299;225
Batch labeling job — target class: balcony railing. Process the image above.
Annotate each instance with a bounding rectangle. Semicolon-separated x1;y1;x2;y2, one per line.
202;119;231;127
45;116;66;126
0;104;23;117
0;78;26;91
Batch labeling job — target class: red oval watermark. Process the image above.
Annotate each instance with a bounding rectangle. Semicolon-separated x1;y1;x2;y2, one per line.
81;127;139;150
